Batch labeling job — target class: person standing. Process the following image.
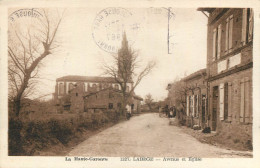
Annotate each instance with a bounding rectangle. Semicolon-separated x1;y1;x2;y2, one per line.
126;104;131;120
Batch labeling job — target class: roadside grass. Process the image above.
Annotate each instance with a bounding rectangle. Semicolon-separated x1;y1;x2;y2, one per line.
9;110;123;156
171;118;253;152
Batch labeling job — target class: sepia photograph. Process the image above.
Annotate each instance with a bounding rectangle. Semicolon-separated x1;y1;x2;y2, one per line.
1;1;260;168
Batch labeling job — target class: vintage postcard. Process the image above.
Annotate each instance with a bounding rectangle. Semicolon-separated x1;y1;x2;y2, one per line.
0;0;260;168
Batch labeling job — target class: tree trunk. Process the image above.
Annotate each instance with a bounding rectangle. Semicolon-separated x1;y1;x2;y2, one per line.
14;98;21;117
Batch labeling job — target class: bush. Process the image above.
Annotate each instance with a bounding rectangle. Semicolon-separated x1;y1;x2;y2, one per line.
48;119;74;144
9;109;123;155
8;118;24;155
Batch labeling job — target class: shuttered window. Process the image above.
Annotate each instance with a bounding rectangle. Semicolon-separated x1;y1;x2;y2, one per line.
224;83;228;120
192;95;195;117
212;28;217;61
228;15;233;51
225;15;233;52
241;9;248;45
228;82;232;121
240;78;245;122
186;96;189;116
240;77;251;123
242;8;254;45
217;24;222;59
225;18;229;51
248;9;253;42
219;83;224;121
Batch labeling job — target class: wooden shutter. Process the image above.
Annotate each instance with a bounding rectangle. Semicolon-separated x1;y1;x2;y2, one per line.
228;82;232;121
212;28;217;61
241;8;247;45
217;24;222;59
192;95;195;117
224;83;228;120
225;18;229;52
248;9;253;42
228;15;233;51
244;77;250;123
186;96;189;116
219;83;224;121
240;78;245;122
196;95;199;117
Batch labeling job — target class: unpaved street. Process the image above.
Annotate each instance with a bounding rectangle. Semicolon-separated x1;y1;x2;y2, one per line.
68;113;252;157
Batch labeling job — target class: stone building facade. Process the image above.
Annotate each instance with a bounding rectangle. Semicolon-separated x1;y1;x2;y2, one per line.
199;8;253;137
83;87;142;113
53;75;142;113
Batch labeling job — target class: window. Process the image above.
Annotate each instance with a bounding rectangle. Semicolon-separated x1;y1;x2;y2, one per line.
224;83;228;120
240;77;251;123
76;93;78;97
194;95;199;117
242;8;253;45
69;83;74;91
92;83;97;91
109;103;113;109
212;24;222;61
59;83;64;95
225;15;233;53
219;83;224;120
220;83;230;121
189;96;193;116
186;96;189;116
64;105;70;111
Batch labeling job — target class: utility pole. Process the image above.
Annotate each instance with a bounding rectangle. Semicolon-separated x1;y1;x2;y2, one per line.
166;7;172;54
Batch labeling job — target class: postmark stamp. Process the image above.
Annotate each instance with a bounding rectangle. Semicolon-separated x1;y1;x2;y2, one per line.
92;7;140;53
9;8;43;22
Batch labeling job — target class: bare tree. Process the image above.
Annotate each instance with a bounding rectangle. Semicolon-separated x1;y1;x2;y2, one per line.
8;9;64;118
103;32;156;115
144;93;154;111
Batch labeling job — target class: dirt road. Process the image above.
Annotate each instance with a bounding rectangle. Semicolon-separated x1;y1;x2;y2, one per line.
68;113;252;157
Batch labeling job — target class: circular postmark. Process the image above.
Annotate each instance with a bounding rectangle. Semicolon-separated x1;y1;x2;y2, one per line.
8;8;43;33
9;8;43;23
92;8;140;53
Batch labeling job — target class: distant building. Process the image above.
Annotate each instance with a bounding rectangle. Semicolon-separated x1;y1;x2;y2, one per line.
53;33;143;114
53;75;142;113
53;75;132;100
198;8;253;134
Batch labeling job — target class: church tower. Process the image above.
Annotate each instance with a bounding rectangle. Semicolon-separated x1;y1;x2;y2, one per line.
117;31;132;81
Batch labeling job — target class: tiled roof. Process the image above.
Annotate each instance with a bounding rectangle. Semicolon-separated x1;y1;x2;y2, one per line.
133;95;143;101
197;8;215;13
183;68;207;82
56;75;116;83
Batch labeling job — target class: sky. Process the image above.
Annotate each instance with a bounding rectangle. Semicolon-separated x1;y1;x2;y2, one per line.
11;7;208;101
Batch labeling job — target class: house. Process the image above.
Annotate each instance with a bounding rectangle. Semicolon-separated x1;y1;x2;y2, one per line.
53;75;142;113
166;69;207;128
198;8;253;136
183;68;207;129
53;75;133;112
84;87;142;113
